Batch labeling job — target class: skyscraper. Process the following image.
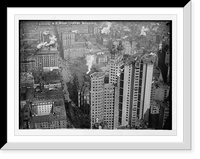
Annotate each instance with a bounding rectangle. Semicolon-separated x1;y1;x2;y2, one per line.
117;56;136;127
117;54;141;128
90;72;105;128
109;43;123;84
117;53;157;128
104;83;115;129
137;53;157;125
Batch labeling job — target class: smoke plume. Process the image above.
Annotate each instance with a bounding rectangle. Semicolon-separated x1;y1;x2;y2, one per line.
47;35;57;46
86;55;95;74
36;31;57;49
37;42;48;49
101;22;112;34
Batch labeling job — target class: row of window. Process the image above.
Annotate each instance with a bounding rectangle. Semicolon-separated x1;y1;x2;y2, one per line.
36;121;67;128
104;102;114;105
91;99;104;102
38;109;50;113
92;92;104;94
91;104;104;108
38;108;51;112
33;102;53;105
105;111;114;114
92;89;104;92
37;104;52;107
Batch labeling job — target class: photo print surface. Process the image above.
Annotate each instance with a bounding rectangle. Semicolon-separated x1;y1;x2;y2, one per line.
19;20;172;130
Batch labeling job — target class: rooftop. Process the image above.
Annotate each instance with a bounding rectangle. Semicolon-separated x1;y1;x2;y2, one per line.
35;49;59;55
152;100;169;109
30;98;66;123
33;88;63;100
141;52;157;63
104;83;115;88
90;72;105;78
21;72;34;78
30;107;66;123
121;52;157;66
34;71;61;84
26;88;34;101
20;72;34;83
152;79;169;88
44;72;60;82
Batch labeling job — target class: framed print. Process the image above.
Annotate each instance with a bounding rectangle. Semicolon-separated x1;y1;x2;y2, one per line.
3;2;191;150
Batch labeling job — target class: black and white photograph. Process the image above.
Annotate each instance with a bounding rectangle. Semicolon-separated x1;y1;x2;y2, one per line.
19;20;172;130
3;2;193;151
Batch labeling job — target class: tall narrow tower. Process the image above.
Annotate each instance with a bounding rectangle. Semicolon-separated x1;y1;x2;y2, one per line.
109;43;123;84
137;53;157;125
117;53;157;128
104;83;115;129
90;72;105;128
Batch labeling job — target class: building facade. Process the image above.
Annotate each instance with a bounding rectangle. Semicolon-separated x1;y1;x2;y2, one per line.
62;32;75;48
32;99;54;116
148;100;170;129
34;52;59;71
122;41;132;55
137;54;157;124
109;48;123;84
30;89;69;129
158;101;170;129
150;81;170;102
20;55;35;72
117;56;140;128
78;82;90;115
64;46;89;59
20;72;34;88
104;83;115;129
90;72;105;128
117;53;157;128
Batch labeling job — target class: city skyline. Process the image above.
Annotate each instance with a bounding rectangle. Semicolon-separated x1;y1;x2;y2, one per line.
19;20;171;130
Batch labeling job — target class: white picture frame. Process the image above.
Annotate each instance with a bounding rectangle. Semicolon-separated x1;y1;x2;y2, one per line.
3;2;191;150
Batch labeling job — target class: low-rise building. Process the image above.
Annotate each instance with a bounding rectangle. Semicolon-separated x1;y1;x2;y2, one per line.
158;101;170;129
20;72;34;88
34;51;59;71
20;55;35;72
64;44;90;59
33;70;62;90
150;80;170;102
148;100;170;129
29;88;69;129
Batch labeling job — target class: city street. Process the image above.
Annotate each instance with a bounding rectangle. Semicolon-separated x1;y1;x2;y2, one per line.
58;58;71;102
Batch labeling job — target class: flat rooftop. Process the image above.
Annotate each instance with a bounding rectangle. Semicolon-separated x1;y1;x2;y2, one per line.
30;98;67;124
34;71;61;84
90;72;105;78
104;83;115;88
30;109;66;123
141;53;157;63
33;88;63;100
35;50;59;55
